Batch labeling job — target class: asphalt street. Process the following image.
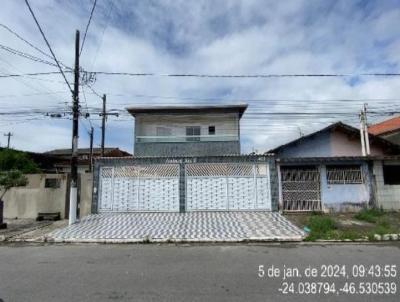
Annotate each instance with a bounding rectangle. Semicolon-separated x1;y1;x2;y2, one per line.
0;243;399;302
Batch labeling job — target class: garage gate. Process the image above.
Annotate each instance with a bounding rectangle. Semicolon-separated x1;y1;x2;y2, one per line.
186;163;271;211
281;166;321;211
98;164;180;212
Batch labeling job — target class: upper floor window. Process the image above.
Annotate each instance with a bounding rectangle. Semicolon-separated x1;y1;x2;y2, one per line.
156;126;172;136
186;126;201;141
208;126;215;135
383;165;400;185
326;165;363;184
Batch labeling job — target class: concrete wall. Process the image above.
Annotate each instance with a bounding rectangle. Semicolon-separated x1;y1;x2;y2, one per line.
2;173;93;219
2;174;68;219
320;163;370;211
373;160;400;210
79;173;93;217
135;141;240;157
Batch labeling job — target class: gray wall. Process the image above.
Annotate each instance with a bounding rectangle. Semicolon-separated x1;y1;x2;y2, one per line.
135;141;240;157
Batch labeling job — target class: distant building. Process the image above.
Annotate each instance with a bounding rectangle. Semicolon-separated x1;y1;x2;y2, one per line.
127;104;247;157
369;116;400;145
43;147;131;172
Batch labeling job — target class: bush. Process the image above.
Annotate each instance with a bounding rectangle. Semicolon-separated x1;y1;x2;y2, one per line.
354;208;384;223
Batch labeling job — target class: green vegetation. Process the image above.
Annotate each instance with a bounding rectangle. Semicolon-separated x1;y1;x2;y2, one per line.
354;208;384;223
294;209;400;241
0;149;39;174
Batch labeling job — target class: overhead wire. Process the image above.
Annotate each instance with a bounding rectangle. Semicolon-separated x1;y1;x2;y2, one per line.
24;0;73;93
80;0;98;56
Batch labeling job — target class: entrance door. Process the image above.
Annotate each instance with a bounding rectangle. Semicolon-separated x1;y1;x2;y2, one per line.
281;166;321;211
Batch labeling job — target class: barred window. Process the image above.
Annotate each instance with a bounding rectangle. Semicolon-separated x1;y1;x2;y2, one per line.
326;165;363;184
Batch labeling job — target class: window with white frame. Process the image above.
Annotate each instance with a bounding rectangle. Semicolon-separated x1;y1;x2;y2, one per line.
186;126;201;141
326;165;363;184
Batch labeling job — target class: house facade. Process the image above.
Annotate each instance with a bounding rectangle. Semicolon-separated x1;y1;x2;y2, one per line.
127;104;247;157
90;104;280;214
269;122;400;212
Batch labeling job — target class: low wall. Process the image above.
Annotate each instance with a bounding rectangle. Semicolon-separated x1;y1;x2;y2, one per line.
2;174;68;219
373;160;400;210
2;173;93;219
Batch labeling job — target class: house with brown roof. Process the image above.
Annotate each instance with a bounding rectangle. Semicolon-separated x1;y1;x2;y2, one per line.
369;116;400;145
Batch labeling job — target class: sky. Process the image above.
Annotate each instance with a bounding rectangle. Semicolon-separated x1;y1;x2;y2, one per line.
0;0;400;154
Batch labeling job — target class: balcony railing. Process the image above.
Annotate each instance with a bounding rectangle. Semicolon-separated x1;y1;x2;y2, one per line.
136;135;239;143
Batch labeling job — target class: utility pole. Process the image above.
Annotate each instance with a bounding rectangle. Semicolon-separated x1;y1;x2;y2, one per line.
101;94;106;157
89;126;94;172
69;30;80;225
363;103;371;156
359;110;367;156
99;94;118;157
3;132;13;148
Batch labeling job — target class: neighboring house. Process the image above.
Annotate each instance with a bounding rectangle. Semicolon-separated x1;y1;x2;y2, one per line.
269;122;400;212
44;147;131;173
127;104;247;157
369;116;400;145
91;104;278;214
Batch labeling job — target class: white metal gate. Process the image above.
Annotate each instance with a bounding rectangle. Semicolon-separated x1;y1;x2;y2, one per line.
99;164;180;212
186;163;271;211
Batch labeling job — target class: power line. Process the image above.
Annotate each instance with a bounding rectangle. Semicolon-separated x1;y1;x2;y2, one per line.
0;43;58;67
0;23;53;61
0;71;68;78
88;71;400;78
24;0;73;93
80;0;98;56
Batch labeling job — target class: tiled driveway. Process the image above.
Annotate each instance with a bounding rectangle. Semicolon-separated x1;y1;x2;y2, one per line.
49;212;305;243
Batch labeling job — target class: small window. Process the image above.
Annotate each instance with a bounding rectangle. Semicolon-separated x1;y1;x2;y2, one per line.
383;165;400;185
45;178;61;188
326;165;363;184
208;126;215;135
186;126;200;141
156;126;172;136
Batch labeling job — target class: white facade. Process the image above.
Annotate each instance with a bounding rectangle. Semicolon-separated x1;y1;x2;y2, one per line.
134;113;239;142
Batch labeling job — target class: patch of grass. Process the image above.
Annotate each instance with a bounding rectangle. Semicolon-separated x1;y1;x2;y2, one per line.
374;219;394;235
354;208;384;223
304;215;336;241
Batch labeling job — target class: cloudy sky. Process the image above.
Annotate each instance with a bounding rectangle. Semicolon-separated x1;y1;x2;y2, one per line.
0;0;399;154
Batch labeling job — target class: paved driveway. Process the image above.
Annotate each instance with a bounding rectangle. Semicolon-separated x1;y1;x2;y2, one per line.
49;212;304;243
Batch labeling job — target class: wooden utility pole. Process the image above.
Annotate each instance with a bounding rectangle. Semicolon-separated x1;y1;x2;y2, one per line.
69;30;80;225
3;132;12;148
101;94;106;156
89;126;94;172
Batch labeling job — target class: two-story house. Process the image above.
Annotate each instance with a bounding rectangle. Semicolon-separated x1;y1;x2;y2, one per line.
92;103;278;214
127;104;248;157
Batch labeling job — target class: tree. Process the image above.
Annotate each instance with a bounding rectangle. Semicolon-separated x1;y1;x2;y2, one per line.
0;149;40;229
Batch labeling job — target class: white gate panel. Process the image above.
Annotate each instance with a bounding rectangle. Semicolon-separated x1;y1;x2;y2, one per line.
99;167;113;211
187;177;228;210
98;164;180;212
186;163;271;211
228;177;254;210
